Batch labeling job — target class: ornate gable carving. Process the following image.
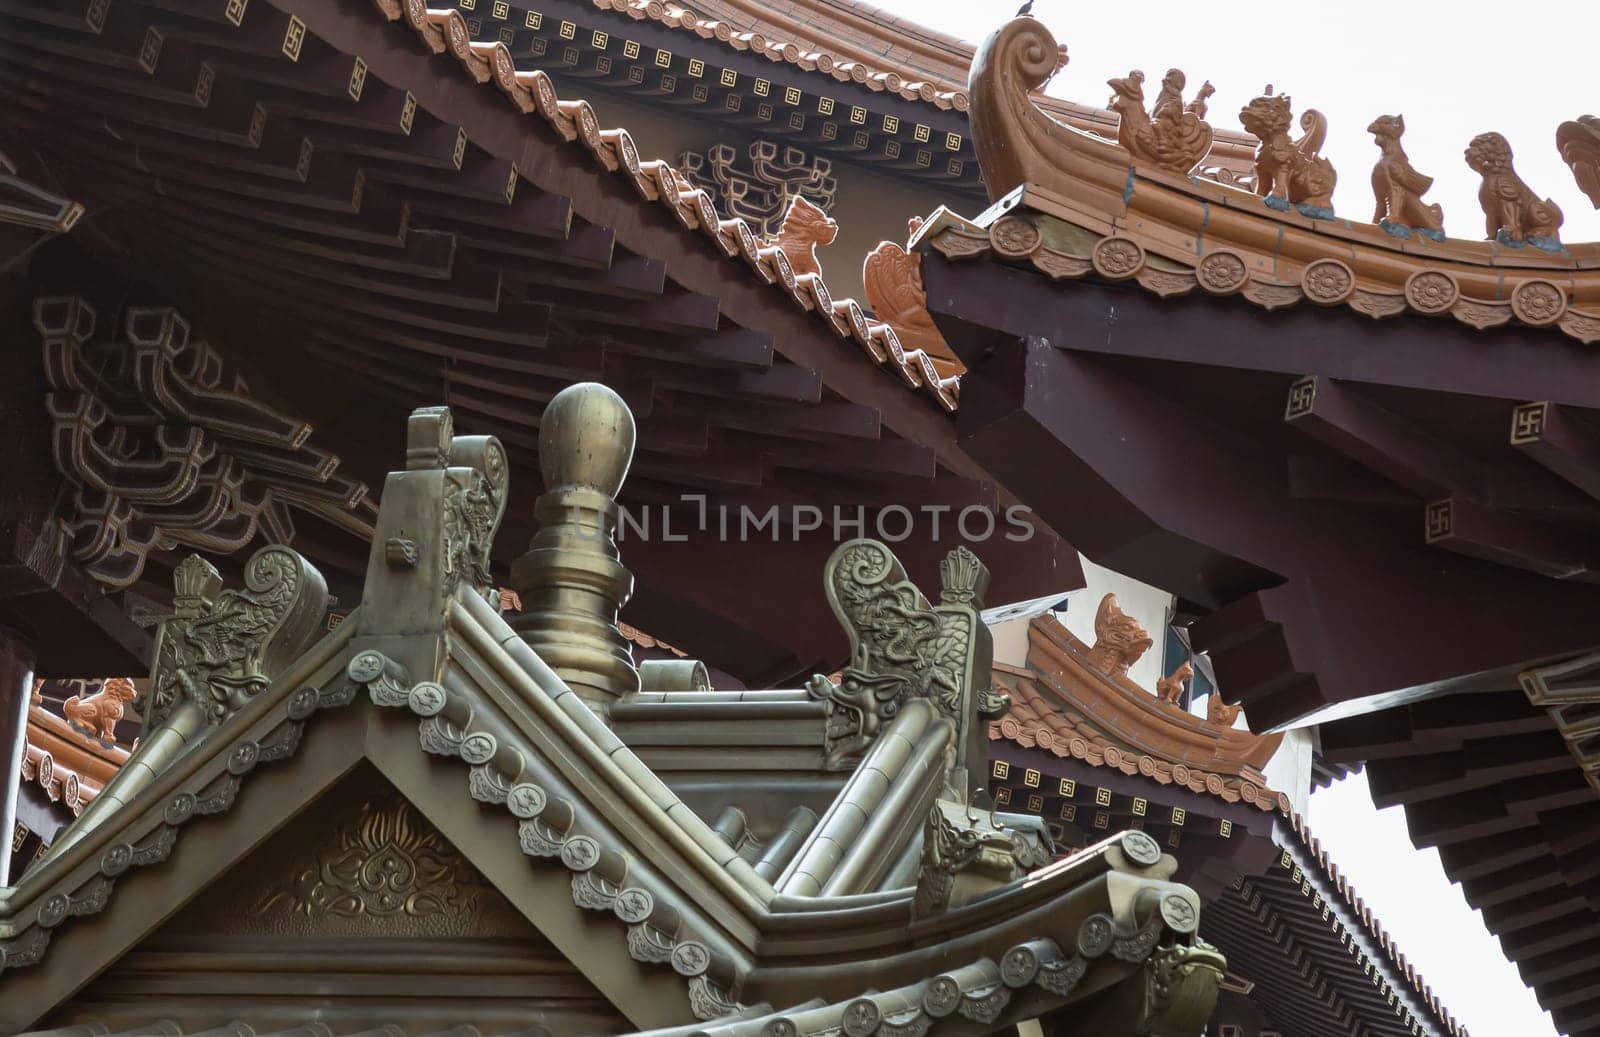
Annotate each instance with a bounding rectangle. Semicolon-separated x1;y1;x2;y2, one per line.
247;791;495;933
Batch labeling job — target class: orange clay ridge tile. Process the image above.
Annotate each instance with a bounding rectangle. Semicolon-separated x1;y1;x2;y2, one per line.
503;591;688;657
617;621;689;657
987;616;1292;814
374;3;959;412
944;16;1600;345
1285;812;1469;1037
586;0;1259;171
20;699;131;820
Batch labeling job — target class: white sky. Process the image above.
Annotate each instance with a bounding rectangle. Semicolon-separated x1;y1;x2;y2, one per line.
877;0;1600;242
857;1;1591;1032
1312;772;1554;1035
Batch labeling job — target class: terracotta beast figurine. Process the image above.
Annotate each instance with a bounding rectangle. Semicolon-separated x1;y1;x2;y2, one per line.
1239;91;1337;210
767;194;837;278
64;676;138;743
1086;593;1153;679
1156;660;1192;705
1465;131;1563;243
1368;114;1444;233
1108;67;1214;176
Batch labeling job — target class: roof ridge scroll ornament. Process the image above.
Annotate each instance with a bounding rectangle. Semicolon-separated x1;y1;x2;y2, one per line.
1557;114;1600;208
42;545;329;863
863;217;965;379
806;539;1007;790
1086;593;1153;681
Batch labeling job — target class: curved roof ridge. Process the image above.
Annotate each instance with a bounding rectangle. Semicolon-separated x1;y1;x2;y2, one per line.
988;626;1290;814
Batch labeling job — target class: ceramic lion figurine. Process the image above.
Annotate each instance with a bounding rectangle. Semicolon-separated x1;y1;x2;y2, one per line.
1465;131;1563;243
1368;114;1444;233
1239;91;1337;210
64;677;138;742
768;194;837;278
1086;593;1153;678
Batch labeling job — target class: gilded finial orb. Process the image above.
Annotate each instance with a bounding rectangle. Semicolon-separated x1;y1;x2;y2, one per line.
538;382;636;497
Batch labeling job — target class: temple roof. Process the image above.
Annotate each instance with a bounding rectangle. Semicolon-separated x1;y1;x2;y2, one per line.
1;0;1106;688
19;696;130;822
945;18;1600;342
0;392;1219;1036
1204;812;1470;1037
920;14;1600;733
981;624;1465;1036
988;617;1289;814
375;2;957;409
585;0;1258;169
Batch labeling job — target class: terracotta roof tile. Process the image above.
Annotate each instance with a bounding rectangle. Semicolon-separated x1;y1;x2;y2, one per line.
377;4;959;411
580;0;1258;171
930;209;1600;349
988;618;1291;814
20;705;130;819
591;0;971;111
985;675;1286;812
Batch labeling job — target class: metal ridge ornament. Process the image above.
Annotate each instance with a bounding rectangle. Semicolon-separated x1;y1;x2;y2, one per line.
508;383;640;715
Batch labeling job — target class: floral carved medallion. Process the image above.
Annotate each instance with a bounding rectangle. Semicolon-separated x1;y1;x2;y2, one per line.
251;796;485;921
1403;270;1458;314
1092;236;1145;280
1196;251;1248;295
1511;279;1568;327
1301;259;1355;305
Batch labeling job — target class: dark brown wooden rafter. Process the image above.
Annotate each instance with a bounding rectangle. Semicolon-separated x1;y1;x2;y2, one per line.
1323;691;1600;1036
0;0;1082;688
1284;375;1477;500
1511;401;1600;502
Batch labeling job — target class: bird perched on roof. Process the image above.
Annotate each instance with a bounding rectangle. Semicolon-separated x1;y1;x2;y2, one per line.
1016;0;1034;15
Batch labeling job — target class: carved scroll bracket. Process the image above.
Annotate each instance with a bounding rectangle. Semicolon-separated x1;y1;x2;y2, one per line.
35;296;371;590
807;540;1006;792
